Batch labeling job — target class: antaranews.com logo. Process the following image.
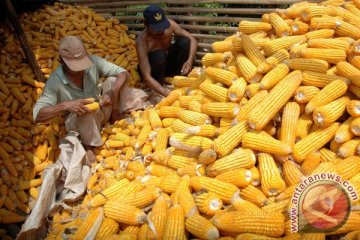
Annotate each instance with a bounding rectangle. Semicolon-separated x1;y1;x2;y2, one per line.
290;173;358;233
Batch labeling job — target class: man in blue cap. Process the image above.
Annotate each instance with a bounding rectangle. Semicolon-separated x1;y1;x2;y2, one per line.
136;4;197;97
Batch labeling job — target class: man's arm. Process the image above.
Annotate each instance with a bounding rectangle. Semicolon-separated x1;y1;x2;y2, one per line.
35;99;94;123
171;20;197;75
136;33;170;97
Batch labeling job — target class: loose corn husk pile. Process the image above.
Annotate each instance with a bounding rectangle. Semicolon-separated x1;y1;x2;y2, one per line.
2;0;360;239
0;3;141;239
45;0;360;239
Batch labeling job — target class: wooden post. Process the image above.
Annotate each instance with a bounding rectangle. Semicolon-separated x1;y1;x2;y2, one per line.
3;0;45;82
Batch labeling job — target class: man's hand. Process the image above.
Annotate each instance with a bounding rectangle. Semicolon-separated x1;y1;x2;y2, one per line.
181;61;192;76
100;93;112;107
64;99;93;115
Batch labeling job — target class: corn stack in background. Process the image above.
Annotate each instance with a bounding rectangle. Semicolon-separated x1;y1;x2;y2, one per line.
20;2;142;88
3;0;360;239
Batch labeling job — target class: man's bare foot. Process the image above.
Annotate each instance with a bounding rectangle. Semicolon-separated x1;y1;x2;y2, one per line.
84;145;96;165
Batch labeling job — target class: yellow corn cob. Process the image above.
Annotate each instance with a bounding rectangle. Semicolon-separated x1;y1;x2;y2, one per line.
231;192;262;212
238;21;272;34
241;33;266;66
184;124;218;138
119;186;162;208
235;54;262;83
228;78;247;102
215;168;252;188
300;150;321;176
350;118;360;136
166;155;197;169
202;52;229;67
201;102;239;118
243;131;292;155
259;63;289;90
213;211;284;237
327;212;360;235
104;202;146;225
178;190;198;217
177;109;211;126
206;66;237;86
263;36;306;56
305;29;335;40
148;108;162;130
346;100;360;118
299;48;346;64
162;118;176;128
199;80;228;102
234;90;268;123
207;148;255;177
337;61;360;87
171;119;191;133
338;138;360;158
334;117;354;144
159;174;181;193
156;89;183;109
162;204;186;240
84;102;100;112
212;40;234;53
179;95;204;108
349;84;360;99
257;49;290;74
147;163;176;177
291;20;309;35
190;176;238;203
269;12;292;37
258;153;286;196
284;58;328;73
146;195;168;240
89;178;130;207
302;71;349;88
245;83;261;98
336;156;360;180
294;86;320;105
198;149;217;165
169;132;213;153
154;128;169;152
319;147;337;163
186;215;219;240
310;16;340;30
135;125;152;148
293;122;339;162
308;38;350;52
73;208;104;240
171;76;196;88
187;100;203;113
283;160;304;186
280;102;300;148
305;80;348;114
212;121;249;157
247;71;302;130
335;20;360;40
194;192;223;216
313;96;350;127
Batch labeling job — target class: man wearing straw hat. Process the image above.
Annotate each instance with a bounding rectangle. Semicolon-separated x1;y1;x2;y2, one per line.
33;36;148;163
136;4;197;97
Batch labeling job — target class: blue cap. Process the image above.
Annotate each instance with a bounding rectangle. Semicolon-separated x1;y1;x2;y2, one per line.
143;5;170;32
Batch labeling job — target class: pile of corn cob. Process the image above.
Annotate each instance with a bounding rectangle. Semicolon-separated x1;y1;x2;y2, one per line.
0;24;59;239
0;3;140;239
44;0;360;239
21;2;142;87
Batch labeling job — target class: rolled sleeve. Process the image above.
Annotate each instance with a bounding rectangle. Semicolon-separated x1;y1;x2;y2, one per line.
94;56;126;77
33;82;58;121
